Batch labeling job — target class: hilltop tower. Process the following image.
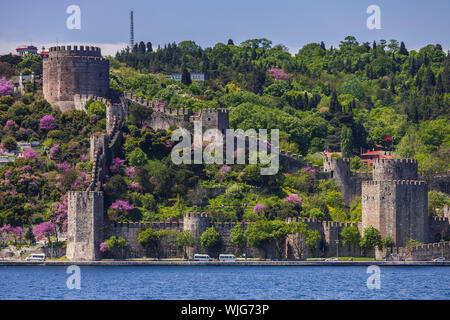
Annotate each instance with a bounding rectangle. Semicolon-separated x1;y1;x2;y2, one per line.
183;212;211;258
189;109;229;134
43;45;109;111
323;158;361;206
362;159;428;246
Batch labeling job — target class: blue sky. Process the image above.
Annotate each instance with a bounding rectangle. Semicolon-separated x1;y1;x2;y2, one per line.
1;0;449;55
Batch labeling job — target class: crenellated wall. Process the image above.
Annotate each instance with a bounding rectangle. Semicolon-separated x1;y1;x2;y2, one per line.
43;45;109;111
385;241;450;261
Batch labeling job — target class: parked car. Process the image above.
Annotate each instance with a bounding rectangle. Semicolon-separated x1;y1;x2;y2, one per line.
219;254;237;262
193;254;212;261
432;257;446;262
325;258;339;261
25;254;46;262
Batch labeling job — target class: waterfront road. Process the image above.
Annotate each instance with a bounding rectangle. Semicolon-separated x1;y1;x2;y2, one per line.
0;260;449;266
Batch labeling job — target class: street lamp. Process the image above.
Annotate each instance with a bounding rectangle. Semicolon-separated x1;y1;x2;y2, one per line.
335;239;340;259
440;239;445;258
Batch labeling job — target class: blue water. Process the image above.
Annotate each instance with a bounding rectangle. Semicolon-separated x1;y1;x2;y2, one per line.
0;266;448;300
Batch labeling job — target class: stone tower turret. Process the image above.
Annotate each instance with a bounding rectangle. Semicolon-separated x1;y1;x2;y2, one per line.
362;159;428;246
43;45;109;111
183;212;211;258
66;191;104;261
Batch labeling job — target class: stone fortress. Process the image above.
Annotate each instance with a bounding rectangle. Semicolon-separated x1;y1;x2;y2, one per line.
43;46;109;112
42;45;449;261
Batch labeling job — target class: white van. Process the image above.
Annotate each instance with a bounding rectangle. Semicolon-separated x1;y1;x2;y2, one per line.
26;254;46;262
193;254;212;261
219;254;237;262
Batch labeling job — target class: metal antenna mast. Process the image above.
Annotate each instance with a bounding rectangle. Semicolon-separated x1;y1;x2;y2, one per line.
130;10;134;47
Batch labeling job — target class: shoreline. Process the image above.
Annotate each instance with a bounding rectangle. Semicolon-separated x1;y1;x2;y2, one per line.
1;260;449;267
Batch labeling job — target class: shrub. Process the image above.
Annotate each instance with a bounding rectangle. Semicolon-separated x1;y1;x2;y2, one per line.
200;227;221;249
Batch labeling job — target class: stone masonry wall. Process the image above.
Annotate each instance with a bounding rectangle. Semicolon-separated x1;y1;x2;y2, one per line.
43;46;109;110
66;191;104;261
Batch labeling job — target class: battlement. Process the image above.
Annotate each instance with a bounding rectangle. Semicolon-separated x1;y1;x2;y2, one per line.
111;221;183;229
124;92;189;118
279;149;303;160
373;158;418;165
409;241;450;252
362;180;426;186
324;157;351;164
48;45;102;57
373;158;418;181
184;212;210;218
432;216;449;223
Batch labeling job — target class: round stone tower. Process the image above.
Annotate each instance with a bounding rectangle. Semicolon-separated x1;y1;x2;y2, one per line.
372;159;418;181
43;45;109;111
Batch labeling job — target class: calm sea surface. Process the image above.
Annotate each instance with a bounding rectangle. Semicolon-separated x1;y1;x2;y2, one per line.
0;266;448;300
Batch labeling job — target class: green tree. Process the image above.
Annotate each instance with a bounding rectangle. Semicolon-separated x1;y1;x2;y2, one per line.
340;125;354;157
138;228;161;257
245;220;289;259
200;227;221;249
287;222;321;260
340;225;361;246
230;224;246;255
428;190;450;217
177;230;195;259
181;67;192;86
360;227;382;250
128;147;148;167
2;136;17;151
86;99;106;118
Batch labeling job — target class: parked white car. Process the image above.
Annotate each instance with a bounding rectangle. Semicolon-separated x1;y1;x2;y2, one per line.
432;257;446;262
325;258;340;261
219;254;237;262
25;254;46;262
193;254;212;261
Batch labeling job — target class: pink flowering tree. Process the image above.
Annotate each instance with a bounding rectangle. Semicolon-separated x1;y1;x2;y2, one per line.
32;221;57;244
50;195;68;232
216;165;232;183
22;148;38;159
0;77;13;96
0;224;23;245
4;120;19;135
99;242;108;252
39;115;56;131
253;204;266;214
267;68;291;80
48;144;59;160
108;200;135;222
125;166;136;179
109;157;124;173
283;194;302;207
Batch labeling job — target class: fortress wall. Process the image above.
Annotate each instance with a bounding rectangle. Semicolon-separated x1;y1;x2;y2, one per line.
104;222;183;258
430;217;450;242
388;241;450;261
394;181;428;246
